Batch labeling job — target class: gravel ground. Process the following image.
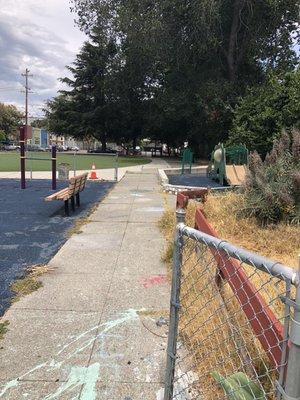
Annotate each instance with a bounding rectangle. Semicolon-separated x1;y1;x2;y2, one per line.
0;179;114;315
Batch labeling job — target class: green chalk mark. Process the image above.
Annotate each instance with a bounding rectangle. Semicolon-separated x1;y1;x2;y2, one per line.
43;363;100;400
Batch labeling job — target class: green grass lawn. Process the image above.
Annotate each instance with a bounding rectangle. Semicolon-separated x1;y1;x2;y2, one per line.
0;151;151;172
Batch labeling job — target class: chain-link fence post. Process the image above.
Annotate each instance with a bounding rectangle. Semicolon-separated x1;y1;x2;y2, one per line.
164;215;185;400
175;208;186;224
283;256;300;400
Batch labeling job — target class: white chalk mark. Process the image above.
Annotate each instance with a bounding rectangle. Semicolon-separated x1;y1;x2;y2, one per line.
0;309;141;399
43;363;100;400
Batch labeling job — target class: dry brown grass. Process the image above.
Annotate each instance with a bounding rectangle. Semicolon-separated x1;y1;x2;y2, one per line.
201;191;298;322
158;192;299;399
66;216;89;237
202;192;299;269
10;264;53;302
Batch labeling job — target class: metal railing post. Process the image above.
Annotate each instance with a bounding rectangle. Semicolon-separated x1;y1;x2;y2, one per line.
114;153;118;182
52;145;57;190
284;255;300;400
73;151;76;177
20;126;26;189
164;221;185;400
176;208;186;224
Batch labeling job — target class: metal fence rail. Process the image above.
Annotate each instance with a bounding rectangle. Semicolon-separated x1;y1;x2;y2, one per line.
164;217;300;400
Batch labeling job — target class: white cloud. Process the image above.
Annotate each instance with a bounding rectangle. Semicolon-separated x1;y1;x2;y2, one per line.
0;0;86;117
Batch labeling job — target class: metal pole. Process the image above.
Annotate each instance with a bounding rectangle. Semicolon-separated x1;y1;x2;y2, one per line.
284;255;300;399
73;151;76;177
20;126;26;189
114;153;118;182
164;221;184;400
176;208;186;224
21;68;33;126
29;149;33;180
52;145;57;190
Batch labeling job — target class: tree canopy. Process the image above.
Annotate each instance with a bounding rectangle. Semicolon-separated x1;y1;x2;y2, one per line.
229;68;300;155
47;0;299;156
0;103;23;141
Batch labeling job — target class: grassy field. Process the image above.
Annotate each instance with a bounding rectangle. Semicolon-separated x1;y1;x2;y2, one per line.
0;151;151;172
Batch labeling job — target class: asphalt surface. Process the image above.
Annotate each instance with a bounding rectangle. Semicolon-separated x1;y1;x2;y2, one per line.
0;179;114;316
168;172;224;188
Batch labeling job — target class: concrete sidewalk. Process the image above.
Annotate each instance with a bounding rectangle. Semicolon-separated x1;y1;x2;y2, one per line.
0;162;173;399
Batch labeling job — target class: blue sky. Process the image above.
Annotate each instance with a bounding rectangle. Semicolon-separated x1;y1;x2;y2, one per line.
0;0;86;118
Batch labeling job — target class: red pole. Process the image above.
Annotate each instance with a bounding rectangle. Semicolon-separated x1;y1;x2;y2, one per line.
52;145;57;190
20;126;26;189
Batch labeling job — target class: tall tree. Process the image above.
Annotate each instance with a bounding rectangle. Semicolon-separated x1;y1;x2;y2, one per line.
47;30;120;150
0;103;22;140
68;0;299;155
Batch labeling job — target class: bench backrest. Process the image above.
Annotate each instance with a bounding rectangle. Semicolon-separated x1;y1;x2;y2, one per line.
68;173;88;196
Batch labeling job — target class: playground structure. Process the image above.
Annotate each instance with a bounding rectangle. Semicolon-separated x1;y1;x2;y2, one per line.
20;125;57;190
207;143;248;186
181;148;194;174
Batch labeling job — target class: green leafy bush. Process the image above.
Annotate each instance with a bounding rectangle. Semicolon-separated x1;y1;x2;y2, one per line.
242;130;300;225
228;69;300;156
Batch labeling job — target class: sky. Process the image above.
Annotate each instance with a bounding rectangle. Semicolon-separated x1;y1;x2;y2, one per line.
0;0;86;118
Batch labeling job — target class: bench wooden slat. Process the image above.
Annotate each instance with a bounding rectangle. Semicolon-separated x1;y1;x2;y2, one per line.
44;173;88;203
45;188;69;202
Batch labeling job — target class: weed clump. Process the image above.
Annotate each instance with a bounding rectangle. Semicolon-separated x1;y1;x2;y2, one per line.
242;129;300;225
0;320;9;339
10;264;51;302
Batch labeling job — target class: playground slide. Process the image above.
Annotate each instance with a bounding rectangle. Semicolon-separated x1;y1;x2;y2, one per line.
225;164;247;186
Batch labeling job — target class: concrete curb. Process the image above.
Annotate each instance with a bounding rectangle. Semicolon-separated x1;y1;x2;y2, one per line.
158;166;209;194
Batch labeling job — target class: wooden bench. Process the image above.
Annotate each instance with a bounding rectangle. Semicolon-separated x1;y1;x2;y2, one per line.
45;173;88;216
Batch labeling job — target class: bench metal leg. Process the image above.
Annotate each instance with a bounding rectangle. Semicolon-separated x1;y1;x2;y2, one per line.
71;196;75;211
76;193;80;207
64;200;69;216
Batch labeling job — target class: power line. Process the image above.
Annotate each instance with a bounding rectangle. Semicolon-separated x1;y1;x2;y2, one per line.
0;87;23;92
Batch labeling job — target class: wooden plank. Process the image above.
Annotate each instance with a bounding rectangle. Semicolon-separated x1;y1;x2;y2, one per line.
176;189;208;208
45;188;69;202
225;164;247;186
69;173;88;196
56;190;72;201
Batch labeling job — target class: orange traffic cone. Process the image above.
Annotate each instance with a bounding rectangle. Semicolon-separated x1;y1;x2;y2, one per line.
90;163;98;180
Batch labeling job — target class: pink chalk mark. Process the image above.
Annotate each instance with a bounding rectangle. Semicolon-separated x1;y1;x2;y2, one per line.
141;274;167;289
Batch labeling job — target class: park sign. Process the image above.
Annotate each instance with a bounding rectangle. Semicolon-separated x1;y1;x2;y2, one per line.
20;125;32;141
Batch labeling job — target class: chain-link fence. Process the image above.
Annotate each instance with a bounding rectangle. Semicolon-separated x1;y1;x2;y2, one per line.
164;215;300;400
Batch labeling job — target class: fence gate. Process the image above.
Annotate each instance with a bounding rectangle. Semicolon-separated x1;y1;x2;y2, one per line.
164;222;300;400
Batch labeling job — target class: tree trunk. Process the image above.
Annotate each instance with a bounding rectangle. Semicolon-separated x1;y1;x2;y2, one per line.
226;0;245;82
132;137;137;150
101;136;106;152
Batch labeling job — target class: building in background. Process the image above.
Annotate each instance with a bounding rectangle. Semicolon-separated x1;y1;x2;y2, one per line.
49;134;65;146
28;128;49;148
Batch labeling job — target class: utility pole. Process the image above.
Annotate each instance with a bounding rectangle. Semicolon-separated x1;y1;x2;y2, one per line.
21;68;33;125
